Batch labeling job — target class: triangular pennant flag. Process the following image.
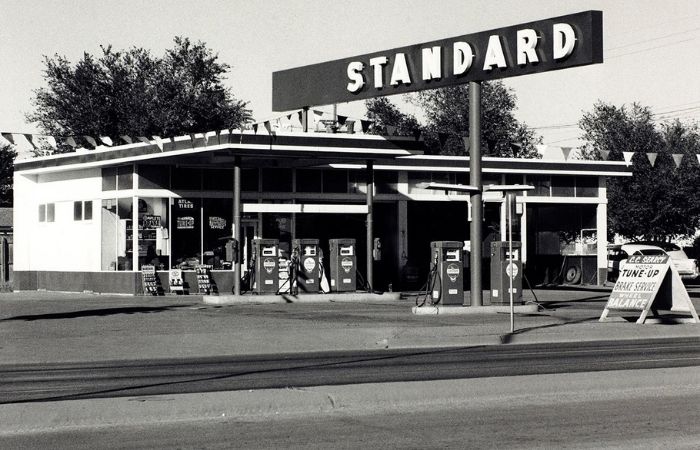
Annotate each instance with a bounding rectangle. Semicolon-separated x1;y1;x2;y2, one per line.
252;123;259;134
120;135;133;144
622;151;634;165
45;136;57;149
412;129;422;140
153;136;164;151
297;111;304;126
263;121;272;134
83;136;98;148
137;136;151;146
646;152;658;167
23;134;37;149
599;149;610;161
99;136;113;146
206;131;218;145
65;136;77;148
561;147;573;161
287;113;293;121
1;133;15;144
462;136;470;153
671;153;684;168
385;125;397;136
361;120;372;133
337;115;348;126
313;110;324;124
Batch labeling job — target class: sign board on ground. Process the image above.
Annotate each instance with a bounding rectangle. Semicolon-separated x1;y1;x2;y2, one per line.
600;254;699;324
272;10;603;111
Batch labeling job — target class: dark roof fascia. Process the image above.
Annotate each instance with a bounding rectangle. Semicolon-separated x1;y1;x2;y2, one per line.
14;132;425;173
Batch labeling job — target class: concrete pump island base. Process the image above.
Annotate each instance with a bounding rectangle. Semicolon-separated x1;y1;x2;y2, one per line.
202;291;401;305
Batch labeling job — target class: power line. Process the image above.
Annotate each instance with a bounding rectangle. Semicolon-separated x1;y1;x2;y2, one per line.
606;38;695;59
606;26;700;52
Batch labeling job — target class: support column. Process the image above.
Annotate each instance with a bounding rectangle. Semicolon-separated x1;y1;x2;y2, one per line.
468;81;483;307
366;160;374;292
499;199;507;241
520;201;528;265
596;202;608;285
233;156;242;296
301;107;309;132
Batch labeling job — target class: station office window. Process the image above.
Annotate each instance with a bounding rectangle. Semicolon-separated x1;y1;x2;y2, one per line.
262;168;292;192
139;165;170;190
296;169;322;193
73;201;93;221
38;203;55;222
102;166;134;191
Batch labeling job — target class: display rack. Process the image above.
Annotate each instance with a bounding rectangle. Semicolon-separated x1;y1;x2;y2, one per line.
141;264;162;295
195;264;216;294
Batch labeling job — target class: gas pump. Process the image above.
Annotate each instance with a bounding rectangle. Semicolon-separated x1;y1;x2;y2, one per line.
292;238;320;293
329;238;356;292
430;241;464;305
225;238;238;265
490;241;523;305
252;238;279;294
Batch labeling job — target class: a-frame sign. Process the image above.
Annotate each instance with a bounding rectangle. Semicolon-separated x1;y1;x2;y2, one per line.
600;254;699;324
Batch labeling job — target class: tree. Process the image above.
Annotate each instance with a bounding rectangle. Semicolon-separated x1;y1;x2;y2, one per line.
579;101;700;240
365;97;420;136
365;81;540;157
415;81;541;157
0;143;17;206
27;37;251;151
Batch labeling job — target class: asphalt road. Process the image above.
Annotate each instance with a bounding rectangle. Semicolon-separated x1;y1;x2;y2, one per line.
2;337;699;404
3;367;699;449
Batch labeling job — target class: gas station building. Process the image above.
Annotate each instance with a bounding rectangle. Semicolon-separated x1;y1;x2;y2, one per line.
12;130;632;295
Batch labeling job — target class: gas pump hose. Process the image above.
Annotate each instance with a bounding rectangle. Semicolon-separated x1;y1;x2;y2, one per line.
416;261;441;307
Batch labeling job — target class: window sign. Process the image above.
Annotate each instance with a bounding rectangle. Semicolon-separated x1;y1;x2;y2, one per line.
177;199;194;209
177;216;195;230
143;214;161;229
209;216;226;230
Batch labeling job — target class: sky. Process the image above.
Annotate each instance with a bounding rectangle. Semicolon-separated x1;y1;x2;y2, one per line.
1;0;699;148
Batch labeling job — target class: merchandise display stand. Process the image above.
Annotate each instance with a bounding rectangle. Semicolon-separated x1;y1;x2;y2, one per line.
141;265;163;296
196;265;217;295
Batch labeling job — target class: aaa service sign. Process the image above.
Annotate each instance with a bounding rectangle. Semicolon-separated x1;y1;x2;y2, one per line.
600;254;699;324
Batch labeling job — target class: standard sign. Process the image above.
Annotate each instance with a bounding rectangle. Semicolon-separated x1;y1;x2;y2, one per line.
272;10;603;111
600;254;699;324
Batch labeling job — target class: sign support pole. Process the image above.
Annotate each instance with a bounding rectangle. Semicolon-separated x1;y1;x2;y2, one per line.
469;81;483;307
507;192;514;332
366;160;374;293
233;156;242;296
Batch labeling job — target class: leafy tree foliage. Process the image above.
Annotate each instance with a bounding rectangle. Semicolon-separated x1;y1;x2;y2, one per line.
579;101;700;240
0;143;17;206
364;97;420;136
27;37;251;151
365;81;541;157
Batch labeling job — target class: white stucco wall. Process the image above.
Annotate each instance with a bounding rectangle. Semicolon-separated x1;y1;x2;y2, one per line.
14;168;103;271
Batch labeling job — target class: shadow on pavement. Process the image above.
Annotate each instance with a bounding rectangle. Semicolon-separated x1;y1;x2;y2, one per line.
0;305;196;322
498;316;602;344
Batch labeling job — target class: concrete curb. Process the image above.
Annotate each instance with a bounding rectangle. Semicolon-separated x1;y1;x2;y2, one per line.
412;304;540;315
202;292;401;305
